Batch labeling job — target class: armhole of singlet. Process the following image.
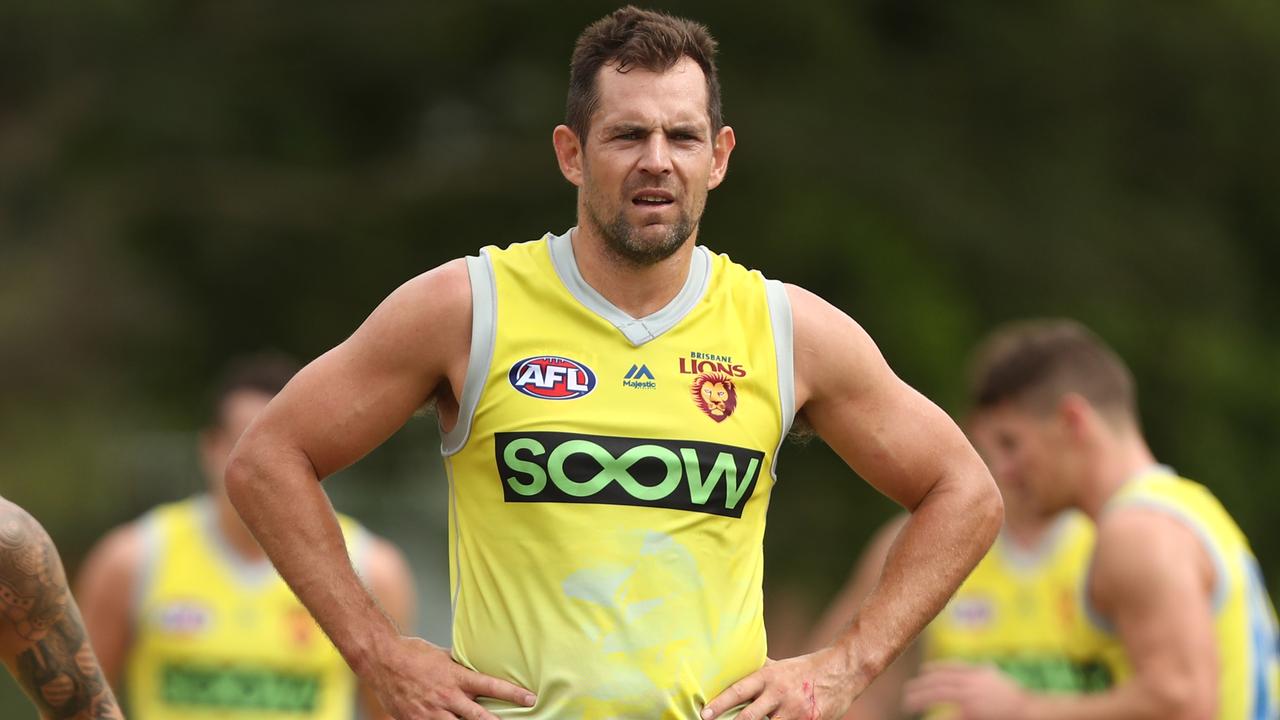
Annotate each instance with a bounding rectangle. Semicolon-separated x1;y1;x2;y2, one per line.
131;510;164;622
440;250;497;456
765;278;796;481
1083;498;1230;635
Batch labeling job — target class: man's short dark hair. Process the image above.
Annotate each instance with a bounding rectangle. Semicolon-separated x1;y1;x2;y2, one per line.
970;319;1137;421
208;352;300;428
566;6;723;142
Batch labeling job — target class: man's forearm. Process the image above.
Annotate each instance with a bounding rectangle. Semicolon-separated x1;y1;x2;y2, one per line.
225;448;398;675
0;499;124;719
835;468;1001;682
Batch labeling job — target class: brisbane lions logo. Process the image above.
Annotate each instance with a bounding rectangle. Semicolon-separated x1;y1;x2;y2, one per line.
691;373;738;422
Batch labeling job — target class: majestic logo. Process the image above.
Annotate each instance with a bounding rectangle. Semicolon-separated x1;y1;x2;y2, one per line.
509;356;596;400
495;431;764;518
691;373;738;422
623;364;656;389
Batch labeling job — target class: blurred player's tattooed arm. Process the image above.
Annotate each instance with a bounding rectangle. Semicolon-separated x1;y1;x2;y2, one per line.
0;499;122;719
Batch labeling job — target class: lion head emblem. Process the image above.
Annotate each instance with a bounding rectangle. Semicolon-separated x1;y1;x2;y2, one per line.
691;373;738;422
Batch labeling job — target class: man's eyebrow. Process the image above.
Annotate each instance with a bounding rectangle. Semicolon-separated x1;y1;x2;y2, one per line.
601;122;649;135
667;123;706;136
600;121;708;137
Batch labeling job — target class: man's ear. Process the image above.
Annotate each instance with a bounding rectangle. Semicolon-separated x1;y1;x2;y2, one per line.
707;125;736;190
553;125;584;187
1058;392;1094;442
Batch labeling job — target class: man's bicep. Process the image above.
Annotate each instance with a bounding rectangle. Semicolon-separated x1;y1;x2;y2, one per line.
790;285;979;510
254;259;472;480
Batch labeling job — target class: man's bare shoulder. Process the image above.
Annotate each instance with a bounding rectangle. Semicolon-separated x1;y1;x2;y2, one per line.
1091;506;1214;611
782;283;889;404
338;257;474;381
79;521;146;582
367;258;472;340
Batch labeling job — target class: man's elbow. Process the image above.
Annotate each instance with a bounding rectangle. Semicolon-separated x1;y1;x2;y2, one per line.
969;469;1004;549
224;440;268;516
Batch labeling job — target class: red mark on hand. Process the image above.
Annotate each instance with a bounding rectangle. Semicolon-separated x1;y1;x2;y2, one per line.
802;680;818;720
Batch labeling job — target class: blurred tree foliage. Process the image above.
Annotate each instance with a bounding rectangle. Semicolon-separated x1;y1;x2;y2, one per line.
1;0;1279;710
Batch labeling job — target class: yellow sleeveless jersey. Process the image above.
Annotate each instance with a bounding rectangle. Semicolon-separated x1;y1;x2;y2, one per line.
440;230;795;719
924;511;1114;694
126;496;369;720
1085;467;1280;720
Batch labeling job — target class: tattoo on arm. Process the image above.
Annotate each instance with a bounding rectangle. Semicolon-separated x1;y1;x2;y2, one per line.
1;502;123;719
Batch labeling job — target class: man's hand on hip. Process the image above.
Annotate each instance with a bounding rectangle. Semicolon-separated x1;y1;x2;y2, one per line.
701;647;859;720
365;636;536;720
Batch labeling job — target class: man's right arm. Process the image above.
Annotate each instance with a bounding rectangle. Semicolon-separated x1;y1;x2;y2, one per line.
0;497;124;720
225;259;535;720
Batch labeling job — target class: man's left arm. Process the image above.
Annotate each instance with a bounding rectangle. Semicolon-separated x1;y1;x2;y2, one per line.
357;536;418;720
704;284;1003;720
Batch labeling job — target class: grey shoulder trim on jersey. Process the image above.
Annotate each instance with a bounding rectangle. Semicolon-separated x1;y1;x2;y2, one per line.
441;250;497;456
197;495;276;589
548;228;710;347
996;511;1075;574
132;508;164;622
765;279;796;480
1084;493;1230;635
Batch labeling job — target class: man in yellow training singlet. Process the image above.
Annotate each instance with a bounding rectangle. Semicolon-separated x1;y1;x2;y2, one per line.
809;411;1112;720
1;496;123;719
905;320;1280;720
76;354;416;720
224;7;1005;720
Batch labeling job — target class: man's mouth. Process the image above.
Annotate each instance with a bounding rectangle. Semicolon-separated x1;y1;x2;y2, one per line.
632;190;675;207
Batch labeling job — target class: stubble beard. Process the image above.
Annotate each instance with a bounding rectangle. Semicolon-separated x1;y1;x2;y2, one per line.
583;189;702;268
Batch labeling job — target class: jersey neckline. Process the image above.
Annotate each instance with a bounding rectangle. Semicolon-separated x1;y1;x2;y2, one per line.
546;228;711;347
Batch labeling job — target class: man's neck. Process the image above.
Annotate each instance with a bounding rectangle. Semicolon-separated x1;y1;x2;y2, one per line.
1078;429;1159;519
570;223;698;319
1001;511;1057;551
211;494;267;562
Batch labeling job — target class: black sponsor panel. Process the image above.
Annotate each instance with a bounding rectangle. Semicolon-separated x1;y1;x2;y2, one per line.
494;431;765;518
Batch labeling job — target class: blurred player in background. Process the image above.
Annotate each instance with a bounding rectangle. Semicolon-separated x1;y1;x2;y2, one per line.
810;410;1110;720
905;319;1280;720
222;7;1003;720
1;495;123;719
76;354;415;720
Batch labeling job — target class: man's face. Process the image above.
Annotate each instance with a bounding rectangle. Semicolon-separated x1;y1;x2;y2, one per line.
201;389;273;497
979;401;1078;518
557;57;734;266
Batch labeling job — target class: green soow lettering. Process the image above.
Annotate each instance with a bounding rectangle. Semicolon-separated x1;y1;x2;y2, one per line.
160;663;322;711
982;656;1113;692
495;431;765;518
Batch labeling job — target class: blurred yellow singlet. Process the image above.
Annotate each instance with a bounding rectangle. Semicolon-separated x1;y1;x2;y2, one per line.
126;496;368;720
1084;467;1280;720
924;511;1115;698
440;230;794;719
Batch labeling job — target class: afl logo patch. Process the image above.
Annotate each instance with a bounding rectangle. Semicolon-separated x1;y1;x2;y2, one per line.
509;356;597;400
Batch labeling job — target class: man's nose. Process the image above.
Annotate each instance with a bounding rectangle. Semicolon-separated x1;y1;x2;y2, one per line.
638;134;673;175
